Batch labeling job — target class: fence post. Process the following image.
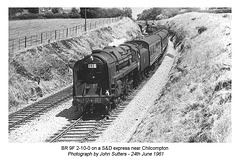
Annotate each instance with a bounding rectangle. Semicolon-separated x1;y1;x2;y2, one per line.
76;26;77;34
59;29;62;39
25;36;27;48
55;30;57;40
66;28;68;37
12;40;14;53
41;33;43;43
18;39;20;50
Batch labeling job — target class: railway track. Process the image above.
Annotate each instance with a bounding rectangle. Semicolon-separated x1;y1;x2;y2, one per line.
47;92;135;143
8;86;72;132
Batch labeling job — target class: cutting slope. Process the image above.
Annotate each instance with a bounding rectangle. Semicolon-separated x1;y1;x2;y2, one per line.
130;12;231;143
9;17;141;113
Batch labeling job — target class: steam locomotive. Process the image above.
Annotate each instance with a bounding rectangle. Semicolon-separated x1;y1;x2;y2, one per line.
72;29;169;115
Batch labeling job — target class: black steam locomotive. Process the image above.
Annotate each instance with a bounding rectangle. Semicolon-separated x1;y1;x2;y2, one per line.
72;29;169;115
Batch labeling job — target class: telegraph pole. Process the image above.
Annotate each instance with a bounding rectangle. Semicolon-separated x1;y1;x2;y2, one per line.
85;8;87;31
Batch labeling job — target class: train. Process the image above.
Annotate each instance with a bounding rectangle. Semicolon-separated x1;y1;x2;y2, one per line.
72;29;169;115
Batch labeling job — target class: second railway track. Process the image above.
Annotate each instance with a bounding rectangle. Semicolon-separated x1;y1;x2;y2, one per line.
9;86;73;132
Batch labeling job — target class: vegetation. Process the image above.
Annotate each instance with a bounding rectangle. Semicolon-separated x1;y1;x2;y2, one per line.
80;8;132;18
9;17;140;112
137;7;231;20
137;8;200;20
9;7;132;20
131;12;232;143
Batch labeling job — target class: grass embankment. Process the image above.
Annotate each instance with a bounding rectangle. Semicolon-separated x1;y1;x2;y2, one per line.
130;12;231;143
9;17;141;113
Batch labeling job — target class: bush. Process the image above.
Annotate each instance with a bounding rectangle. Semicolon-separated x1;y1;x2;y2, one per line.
32;60;53;81
43;13;55;19
198;9;232;14
68;13;81;18
11;59;35;80
11;13;44;20
53;13;69;19
41;13;69;19
196;26;207;34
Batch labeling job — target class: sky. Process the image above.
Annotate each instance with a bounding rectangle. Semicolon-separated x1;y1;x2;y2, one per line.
131;7;149;19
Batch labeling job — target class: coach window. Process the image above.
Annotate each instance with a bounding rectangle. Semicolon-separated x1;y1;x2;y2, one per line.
156;41;160;50
131;50;137;62
142;43;147;49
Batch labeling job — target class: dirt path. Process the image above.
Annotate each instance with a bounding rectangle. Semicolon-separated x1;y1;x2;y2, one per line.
96;39;178;143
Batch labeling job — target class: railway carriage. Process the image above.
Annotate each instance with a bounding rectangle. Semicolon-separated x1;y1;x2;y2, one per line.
156;29;169;52
129;29;168;72
72;29;169;115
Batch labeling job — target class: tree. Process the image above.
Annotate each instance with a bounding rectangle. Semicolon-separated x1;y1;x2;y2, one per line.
80;7;131;18
69;7;81;18
27;8;39;14
9;8;24;19
142;8;162;20
87;8;99;18
70;7;79;14
122;8;132;18
52;8;61;14
80;8;99;18
80;8;87;18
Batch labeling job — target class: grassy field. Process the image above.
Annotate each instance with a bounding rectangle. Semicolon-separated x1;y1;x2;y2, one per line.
9;18;116;40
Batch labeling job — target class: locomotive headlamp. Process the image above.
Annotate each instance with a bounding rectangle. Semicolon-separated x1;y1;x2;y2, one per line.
90;56;93;61
105;90;110;96
102;98;109;106
72;99;80;106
